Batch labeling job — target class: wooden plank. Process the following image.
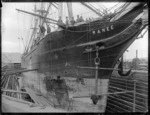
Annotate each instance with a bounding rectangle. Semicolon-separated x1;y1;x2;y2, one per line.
4;76;10;90
1;76;7;87
2;75;8;88
25;88;40;105
2;89;28;95
25;88;55;107
5;69;38;75
2;94;35;106
35;95;52;106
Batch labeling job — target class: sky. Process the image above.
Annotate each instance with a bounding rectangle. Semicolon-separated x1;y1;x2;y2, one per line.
2;2;148;60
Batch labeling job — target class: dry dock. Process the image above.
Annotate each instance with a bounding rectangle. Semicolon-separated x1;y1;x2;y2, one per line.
106;70;148;112
1;69;148;112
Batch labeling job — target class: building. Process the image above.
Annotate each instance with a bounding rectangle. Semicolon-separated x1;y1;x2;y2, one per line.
2;52;21;70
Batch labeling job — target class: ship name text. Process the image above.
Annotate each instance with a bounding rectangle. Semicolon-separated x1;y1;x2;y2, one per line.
92;25;114;35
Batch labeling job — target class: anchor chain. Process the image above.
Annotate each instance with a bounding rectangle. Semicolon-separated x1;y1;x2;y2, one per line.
91;46;101;105
94;46;100;65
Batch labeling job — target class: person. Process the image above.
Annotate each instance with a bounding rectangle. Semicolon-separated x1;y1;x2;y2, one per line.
39;25;42;33
65;17;69;26
89;18;91;22
55;76;69;108
42;26;46;34
46;24;51;34
103;9;108;15
79;16;84;22
70;17;75;25
57;16;64;26
86;18;89;22
39;25;46;36
76;15;80;23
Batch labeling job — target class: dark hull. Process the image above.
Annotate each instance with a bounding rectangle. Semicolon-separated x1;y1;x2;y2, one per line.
22;3;145;79
22;21;143;79
20;3;146;111
20;22;143;111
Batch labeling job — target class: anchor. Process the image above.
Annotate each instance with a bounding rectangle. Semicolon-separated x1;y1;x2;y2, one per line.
91;94;103;105
90;46;102;105
118;56;131;76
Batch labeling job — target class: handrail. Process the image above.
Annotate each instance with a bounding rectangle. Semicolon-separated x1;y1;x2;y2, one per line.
2;94;35;106
4;69;38;75
73;90;133;98
2;89;29;95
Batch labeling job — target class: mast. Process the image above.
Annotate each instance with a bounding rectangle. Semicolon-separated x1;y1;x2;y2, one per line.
58;3;63;18
41;3;52;26
25;4;38;53
58;3;73;21
52;3;58;9
23;3;52;53
110;3;141;21
16;9;58;23
81;2;103;17
67;3;73;20
40;3;44;25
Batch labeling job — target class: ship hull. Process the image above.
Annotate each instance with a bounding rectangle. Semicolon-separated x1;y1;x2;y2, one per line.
20;21;143;112
20;3;145;111
22;20;143;79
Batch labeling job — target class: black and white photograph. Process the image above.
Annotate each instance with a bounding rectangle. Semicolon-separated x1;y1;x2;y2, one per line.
1;1;148;113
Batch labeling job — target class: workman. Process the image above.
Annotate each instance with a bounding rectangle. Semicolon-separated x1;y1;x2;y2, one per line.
55;76;69;108
65;17;69;26
76;15;80;23
57;16;64;26
79;16;84;22
85;18;89;22
39;25;46;36
70;17;75;25
89;18;91;22
46;24;51;34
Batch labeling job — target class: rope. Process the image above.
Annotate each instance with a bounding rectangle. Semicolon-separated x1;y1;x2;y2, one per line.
137;27;148;39
107;3;122;12
112;4;144;22
89;22;92;94
23;3;144;55
63;4;143;32
87;22;92;94
17;11;22;56
94;46;100;66
88;3;104;15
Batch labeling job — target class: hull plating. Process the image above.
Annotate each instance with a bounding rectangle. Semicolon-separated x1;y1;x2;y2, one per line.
20;3;145;111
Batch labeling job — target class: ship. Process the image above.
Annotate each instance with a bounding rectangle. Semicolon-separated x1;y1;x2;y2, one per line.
15;2;148;112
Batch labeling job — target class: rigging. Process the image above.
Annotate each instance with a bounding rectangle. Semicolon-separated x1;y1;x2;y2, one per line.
81;2;103;17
